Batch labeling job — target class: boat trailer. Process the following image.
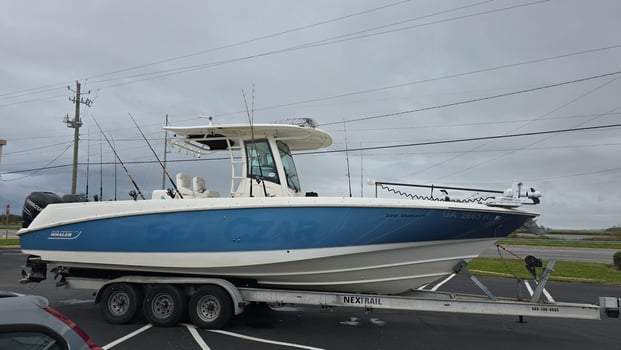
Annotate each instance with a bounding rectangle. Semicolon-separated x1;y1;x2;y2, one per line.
235;259;618;322
28;257;620;329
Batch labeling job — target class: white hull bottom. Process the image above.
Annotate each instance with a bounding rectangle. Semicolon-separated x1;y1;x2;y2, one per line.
26;238;499;294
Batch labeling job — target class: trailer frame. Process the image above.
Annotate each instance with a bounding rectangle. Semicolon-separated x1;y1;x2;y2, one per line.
23;257;621;328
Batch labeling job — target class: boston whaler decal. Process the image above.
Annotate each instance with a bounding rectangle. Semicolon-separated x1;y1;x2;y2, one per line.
48;231;82;240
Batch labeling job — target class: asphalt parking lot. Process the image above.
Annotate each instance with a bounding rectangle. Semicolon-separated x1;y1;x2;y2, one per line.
2;248;621;349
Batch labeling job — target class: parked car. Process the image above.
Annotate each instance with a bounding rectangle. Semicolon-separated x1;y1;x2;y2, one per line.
0;291;102;350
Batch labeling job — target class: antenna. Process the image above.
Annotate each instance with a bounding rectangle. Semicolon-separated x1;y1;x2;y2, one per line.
242;87;254;132
161;114;169;190
110;133;117;201
251;83;255;124
360;143;364;198
343;121;352;197
99;132;103;200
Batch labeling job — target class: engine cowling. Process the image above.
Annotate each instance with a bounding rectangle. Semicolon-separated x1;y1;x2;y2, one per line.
22;192;63;228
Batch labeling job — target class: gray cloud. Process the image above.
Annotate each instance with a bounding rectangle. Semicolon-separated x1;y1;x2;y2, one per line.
2;0;621;229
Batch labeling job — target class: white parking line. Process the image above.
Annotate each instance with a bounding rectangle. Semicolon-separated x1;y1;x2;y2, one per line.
209;329;326;350
524;281;555;302
106;323;324;349
524;280;534;296
430;273;456;291
185;324;211;350
543;288;555;303
102;324;152;349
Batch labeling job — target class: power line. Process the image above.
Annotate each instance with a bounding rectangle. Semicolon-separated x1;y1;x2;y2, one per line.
0;2;415;104
4;122;621;177
319;69;621;126
282;1;548;52
2;141;74;156
300;122;621;155
524;166;621;182
1;144;72;181
367;141;621;156
215;43;621;119
403;73;621;180
0;156;228;176
4;38;621;117
12;108;616;164
65;1;540;92
431;79;621;181
0;93;69;107
0;1;413;100
79;41;621;136
86;0;417;81
333;111;621;133
87;1;500;86
0;83;72;100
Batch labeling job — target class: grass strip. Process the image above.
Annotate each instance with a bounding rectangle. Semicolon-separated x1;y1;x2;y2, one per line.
499;239;621;250
468;257;621;285
0;238;19;247
548;228;621;236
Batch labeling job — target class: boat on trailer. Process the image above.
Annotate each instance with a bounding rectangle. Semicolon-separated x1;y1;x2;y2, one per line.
18;118;541;294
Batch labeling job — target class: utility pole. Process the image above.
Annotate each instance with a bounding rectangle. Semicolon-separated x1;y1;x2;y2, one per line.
64;81;92;195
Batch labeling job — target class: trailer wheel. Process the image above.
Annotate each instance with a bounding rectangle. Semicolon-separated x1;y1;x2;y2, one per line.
99;283;142;324
188;286;233;329
143;285;187;327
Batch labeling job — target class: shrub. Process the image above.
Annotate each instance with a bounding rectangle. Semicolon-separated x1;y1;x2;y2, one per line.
614;252;621;270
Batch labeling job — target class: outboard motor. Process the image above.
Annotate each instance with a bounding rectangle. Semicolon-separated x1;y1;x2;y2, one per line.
22;192;63;228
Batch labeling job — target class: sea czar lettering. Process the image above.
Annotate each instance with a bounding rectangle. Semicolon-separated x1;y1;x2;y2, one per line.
343;295;382;305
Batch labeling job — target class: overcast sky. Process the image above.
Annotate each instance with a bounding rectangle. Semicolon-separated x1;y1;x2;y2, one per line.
1;0;620;229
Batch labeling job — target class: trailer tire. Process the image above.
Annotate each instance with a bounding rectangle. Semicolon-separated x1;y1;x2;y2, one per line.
143;285;187;327
99;283;142;324
188;285;233;329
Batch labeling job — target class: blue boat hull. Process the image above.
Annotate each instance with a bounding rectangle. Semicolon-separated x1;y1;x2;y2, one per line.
19;202;535;293
20;205;529;252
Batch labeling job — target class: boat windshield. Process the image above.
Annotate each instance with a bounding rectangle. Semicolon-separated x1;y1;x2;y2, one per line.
277;140;301;193
246;139;280;184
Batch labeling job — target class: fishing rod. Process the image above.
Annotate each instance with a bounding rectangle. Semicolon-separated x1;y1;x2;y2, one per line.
92;116;145;200
242;86;268;197
128;112;183;199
